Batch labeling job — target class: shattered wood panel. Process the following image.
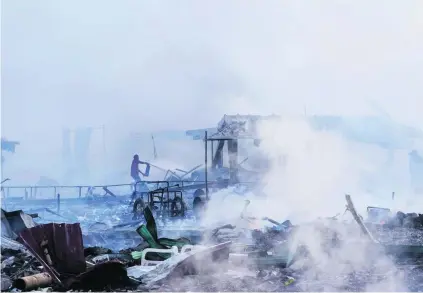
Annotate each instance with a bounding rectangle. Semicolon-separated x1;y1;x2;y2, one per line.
18;223;86;276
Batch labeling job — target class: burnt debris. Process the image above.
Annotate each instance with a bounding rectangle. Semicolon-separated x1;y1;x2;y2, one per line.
2;194;423;292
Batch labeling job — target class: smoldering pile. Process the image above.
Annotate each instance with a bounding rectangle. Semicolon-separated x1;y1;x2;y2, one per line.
2;195;423;292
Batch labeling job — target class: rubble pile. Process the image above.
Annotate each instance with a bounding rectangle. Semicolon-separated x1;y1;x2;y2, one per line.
2;195;423;291
1;247;43;291
367;206;423;230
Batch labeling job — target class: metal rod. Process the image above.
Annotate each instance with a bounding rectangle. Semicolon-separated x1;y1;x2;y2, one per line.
166;181;170;213
205;131;209;200
211;140;214;168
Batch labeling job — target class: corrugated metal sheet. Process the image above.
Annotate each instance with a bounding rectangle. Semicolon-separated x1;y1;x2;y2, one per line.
18;223;86;276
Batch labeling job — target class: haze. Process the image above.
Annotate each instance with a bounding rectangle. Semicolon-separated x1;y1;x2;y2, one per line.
1;0;423;185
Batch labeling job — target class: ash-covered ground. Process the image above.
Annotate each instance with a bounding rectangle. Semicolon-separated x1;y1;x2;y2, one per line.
150;227;423;292
2;196;423;292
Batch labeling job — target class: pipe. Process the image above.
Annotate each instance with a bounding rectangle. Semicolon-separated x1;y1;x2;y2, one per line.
13;273;53;291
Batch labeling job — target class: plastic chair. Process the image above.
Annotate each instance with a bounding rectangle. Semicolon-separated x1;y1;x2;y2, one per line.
141;246;179;266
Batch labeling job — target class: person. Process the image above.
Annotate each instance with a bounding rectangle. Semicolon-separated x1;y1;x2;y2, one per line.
131;154;148;192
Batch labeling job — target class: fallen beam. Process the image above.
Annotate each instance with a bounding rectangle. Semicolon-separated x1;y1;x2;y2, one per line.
345;194;378;243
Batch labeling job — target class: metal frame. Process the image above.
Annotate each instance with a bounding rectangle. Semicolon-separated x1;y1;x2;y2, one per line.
203;128;259;196
146;187;184;217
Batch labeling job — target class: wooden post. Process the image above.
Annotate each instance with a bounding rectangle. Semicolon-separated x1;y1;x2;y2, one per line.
57;193;61;213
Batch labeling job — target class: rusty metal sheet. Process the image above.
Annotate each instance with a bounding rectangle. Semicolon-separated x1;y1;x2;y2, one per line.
18;223;86;276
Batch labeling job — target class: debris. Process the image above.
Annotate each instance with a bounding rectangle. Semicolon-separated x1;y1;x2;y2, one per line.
346;194;423;261
17;223;87;287
1;247;43;286
4;190;423;291
127;265;156;278
345;194;378;243
138;241;232;287
211;224;236;237
18;223;86;275
64;261;134;291
103;186;117;197
84;246;113;257
133;207;191;261
1;209;37;239
91;253;133;265
1;236;26;251
1;256;15;269
1;275;12;291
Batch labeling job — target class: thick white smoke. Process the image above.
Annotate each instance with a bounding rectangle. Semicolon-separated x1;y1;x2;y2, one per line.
199;116;410;291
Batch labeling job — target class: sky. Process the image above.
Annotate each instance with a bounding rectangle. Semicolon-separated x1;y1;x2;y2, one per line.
1;0;423;184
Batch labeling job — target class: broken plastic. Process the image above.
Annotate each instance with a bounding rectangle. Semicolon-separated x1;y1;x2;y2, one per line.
133;206;191;261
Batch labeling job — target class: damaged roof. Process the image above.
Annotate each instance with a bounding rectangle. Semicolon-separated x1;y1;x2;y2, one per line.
187;114;423;149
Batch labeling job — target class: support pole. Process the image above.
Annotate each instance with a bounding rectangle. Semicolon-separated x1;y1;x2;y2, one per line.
345;194;377;243
211;140;214;168
205;131;209;200
57;193;61;213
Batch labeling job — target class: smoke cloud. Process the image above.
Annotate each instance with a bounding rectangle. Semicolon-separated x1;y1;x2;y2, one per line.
2;0;423;186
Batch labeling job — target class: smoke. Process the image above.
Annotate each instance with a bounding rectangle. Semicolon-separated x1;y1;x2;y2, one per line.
198;116;411;291
289;220;407;291
201;117;377;224
256;117;363;221
2;1;422;290
2;1;423;186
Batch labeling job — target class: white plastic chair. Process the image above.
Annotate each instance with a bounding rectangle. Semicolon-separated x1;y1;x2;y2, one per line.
140;245;206;266
141;246;179;266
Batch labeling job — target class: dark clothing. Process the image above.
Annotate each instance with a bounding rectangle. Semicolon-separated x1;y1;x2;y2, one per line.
132;173;141;182
131;159;142;178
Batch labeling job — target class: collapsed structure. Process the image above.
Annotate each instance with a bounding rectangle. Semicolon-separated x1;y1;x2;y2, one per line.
187;114;423;195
